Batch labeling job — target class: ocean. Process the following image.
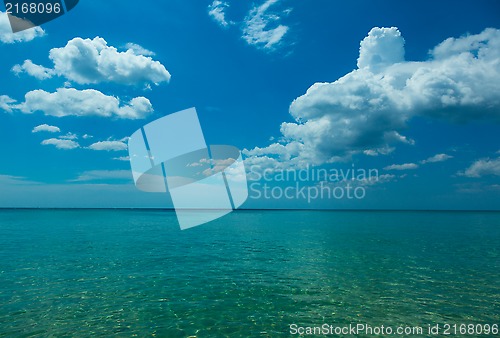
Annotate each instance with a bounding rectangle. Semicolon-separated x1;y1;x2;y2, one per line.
0;210;498;337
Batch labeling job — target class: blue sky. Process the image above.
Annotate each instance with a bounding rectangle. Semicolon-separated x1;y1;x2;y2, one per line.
0;0;499;209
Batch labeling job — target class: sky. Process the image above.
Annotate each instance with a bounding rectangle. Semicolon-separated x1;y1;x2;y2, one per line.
0;0;499;209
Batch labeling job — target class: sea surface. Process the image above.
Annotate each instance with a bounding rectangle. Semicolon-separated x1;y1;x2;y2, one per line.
0;210;498;337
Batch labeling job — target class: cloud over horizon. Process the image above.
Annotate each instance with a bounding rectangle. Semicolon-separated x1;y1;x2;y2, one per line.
245;27;500;168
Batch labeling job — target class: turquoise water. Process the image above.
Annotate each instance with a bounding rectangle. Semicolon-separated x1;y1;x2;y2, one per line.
0;210;498;337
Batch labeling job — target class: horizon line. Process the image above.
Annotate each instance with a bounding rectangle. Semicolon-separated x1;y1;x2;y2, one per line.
0;208;499;212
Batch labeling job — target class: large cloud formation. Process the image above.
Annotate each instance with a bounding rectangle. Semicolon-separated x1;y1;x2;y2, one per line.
13;37;171;85
245;27;500;167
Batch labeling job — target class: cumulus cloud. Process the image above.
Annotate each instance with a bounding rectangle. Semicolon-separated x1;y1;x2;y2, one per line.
19;37;170;85
242;0;289;49
41;138;80;150
243;141;305;169
0;11;45;43
384;163;419;171
32;124;60;133
12;60;55;80
88;140;127;151
458;158;500;177
208;1;232;28
246;27;500;168
357;27;405;73
420;153;453;164
16;88;153;119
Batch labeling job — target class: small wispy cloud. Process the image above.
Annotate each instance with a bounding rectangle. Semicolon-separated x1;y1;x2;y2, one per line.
242;0;290;50
0;95;15;112
60;132;78;140
207;0;291;51
69;170;132;182
125;43;155;56
113;156;130;162
41;138;80;150
208;1;232;28
420;153;453;164
384;163;419;171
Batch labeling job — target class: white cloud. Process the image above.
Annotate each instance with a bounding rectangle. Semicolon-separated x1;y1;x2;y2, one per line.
17;88;153;119
246;27;500;168
70;170;132;182
420;153;453;164
88;140;127;152
242;0;289;49
124;43;155;56
21;37;170;85
41;138;80;150
208;1;232;28
12;60;55;80
363;146;395;157
459;158;500;178
0;11;45;44
384;163;419;171
60;132;78;140
32;124;60;133
357;27;405;73
82;134;93;139
113;156;130;161
243;141;305;168
0;95;15;112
